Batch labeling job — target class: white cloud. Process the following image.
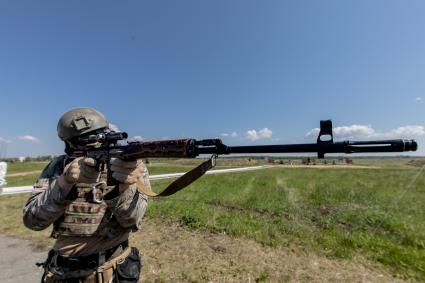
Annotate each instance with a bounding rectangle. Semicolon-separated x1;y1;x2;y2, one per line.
305;124;425;140
18;135;40;143
415;97;422;102
220;132;238;138
384;126;425;138
0;137;11;143
129;135;144;142
304;128;320;139
109;123;120;132
259;128;272;139
246;130;259;141
246;128;273;141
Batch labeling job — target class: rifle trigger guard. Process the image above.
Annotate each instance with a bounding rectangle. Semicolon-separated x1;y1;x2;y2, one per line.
92;181;106;204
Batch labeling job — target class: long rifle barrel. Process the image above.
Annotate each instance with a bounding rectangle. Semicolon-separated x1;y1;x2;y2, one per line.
192;119;418;158
84;120;418;161
196;139;418;157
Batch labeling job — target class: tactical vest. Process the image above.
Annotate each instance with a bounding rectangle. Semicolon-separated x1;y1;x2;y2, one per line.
52;170;114;238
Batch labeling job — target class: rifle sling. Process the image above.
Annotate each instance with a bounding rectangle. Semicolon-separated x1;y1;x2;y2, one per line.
136;156;216;197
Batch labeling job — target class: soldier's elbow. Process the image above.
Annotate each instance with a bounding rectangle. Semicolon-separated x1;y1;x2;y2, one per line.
22;212;49;231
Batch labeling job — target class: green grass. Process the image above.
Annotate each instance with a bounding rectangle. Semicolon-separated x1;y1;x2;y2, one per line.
6;162;48;174
6;173;40;186
0;194;53;250
353;157;425;169
146;162;240;175
147;167;425;280
1;159;424;280
146;163;203;175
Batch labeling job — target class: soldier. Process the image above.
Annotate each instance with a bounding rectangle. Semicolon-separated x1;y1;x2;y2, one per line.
23;108;149;282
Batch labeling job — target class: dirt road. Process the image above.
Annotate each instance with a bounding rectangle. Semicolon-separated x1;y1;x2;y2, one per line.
0;219;404;282
0;234;46;283
6;171;42;177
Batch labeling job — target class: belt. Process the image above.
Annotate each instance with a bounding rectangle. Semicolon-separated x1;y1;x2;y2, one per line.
55;240;129;270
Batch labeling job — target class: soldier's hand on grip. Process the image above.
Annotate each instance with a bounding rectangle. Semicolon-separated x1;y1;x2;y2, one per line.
110;158;144;186
63;157;100;184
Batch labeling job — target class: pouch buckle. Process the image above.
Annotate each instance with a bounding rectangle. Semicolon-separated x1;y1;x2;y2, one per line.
92;181;106;203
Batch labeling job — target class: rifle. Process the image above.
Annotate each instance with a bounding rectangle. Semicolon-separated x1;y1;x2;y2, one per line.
74;120;418;197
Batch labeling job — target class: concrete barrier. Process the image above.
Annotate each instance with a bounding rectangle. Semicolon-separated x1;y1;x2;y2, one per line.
0;165;270;196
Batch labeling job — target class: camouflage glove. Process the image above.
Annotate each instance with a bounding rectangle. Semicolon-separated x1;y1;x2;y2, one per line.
110;158;144;185
62;157;100;185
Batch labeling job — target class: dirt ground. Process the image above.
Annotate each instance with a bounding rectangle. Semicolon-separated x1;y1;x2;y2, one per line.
6;170;43;177
136;219;406;282
0;234;45;283
0;219;407;283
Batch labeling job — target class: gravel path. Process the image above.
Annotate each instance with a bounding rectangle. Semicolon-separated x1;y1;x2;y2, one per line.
0;234;46;283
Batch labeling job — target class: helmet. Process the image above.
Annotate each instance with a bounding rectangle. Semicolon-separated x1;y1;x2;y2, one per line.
57;108;109;141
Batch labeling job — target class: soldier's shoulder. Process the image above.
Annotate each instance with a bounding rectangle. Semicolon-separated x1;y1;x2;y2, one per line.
39;155;68;179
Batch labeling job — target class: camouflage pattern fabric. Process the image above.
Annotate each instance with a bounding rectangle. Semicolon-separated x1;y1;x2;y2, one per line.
23;155;148;280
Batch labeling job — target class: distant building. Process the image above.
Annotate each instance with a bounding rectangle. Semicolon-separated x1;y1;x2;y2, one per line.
18;156;26;163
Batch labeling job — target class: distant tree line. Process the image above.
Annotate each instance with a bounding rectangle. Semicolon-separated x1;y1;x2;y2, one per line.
0;155;55;163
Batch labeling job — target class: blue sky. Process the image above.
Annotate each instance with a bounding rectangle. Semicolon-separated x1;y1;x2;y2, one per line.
0;1;424;157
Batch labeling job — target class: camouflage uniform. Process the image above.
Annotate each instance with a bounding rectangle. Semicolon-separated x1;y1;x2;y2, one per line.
23;154;149;282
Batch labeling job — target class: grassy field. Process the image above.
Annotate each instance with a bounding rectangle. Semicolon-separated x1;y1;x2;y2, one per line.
148;166;425;280
1;158;424;281
6;161;48;174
